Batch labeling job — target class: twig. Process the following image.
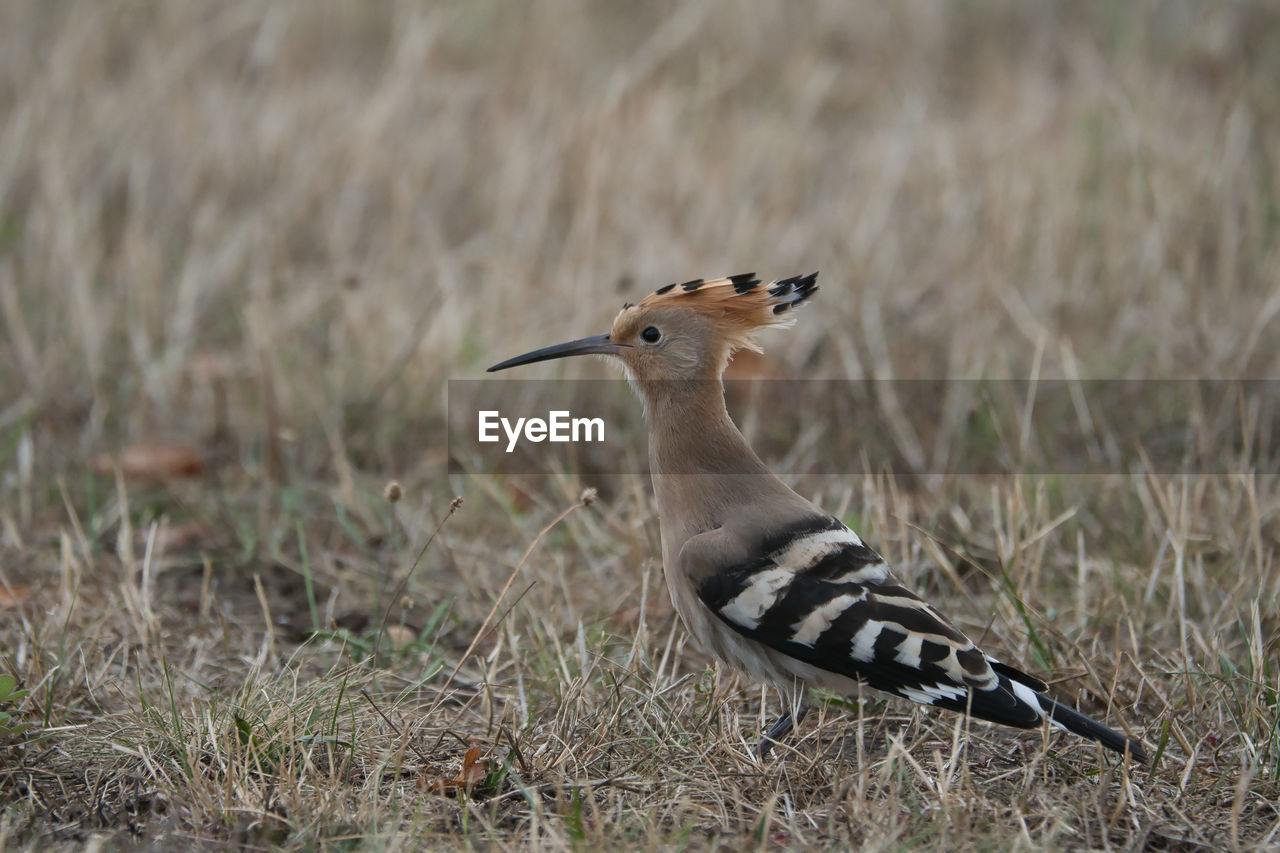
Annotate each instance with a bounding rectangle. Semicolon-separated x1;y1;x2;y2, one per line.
372;496;464;666
361;688;431;765
429;490;597;715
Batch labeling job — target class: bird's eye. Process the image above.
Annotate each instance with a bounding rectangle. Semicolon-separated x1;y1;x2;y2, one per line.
640;326;661;343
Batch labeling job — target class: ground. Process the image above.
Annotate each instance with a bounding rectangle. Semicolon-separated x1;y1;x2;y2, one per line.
0;2;1278;850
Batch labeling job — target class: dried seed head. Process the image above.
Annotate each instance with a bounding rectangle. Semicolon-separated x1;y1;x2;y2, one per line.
384;480;403;503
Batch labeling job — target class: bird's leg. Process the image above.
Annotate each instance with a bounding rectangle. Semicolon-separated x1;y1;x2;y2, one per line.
756;690;810;759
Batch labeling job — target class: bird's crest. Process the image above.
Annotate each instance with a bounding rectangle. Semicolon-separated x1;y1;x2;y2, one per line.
621;272;819;353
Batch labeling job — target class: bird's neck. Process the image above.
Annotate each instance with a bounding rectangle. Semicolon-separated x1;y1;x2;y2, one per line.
639;379;760;473
638;377;800;532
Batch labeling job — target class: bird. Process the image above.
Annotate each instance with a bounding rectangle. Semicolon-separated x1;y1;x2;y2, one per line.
488;273;1146;763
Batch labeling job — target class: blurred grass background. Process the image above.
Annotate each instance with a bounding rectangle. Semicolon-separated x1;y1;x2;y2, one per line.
3;1;1278;467
1;1;1278;849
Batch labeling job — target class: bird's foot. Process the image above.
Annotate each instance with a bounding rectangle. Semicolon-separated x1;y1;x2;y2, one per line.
756;703;810;759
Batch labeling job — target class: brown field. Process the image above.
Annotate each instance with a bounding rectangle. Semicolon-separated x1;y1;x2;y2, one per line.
1;2;1278;849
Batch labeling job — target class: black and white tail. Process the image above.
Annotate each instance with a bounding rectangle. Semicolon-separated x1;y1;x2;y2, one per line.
1036;691;1146;761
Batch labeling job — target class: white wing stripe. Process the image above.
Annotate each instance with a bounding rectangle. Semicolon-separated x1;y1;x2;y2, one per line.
850;620;883;663
719;568;795;629
773;528;864;570
900;683;967;706
828;561;889;584
788;592;863;646
894;634;924;669
1008;677;1046;720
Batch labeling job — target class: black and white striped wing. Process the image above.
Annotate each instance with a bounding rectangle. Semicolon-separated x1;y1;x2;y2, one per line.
698;517;1048;729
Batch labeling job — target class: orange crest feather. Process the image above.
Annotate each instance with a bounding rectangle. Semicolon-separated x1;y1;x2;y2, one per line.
633;272;818;352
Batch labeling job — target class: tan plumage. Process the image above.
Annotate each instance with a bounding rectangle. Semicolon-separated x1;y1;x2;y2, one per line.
488;272;1145;764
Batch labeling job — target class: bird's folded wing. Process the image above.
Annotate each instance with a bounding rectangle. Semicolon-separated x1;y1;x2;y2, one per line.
697;516;1047;727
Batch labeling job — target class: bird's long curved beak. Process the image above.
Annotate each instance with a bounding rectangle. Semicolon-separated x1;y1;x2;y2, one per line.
486;333;627;372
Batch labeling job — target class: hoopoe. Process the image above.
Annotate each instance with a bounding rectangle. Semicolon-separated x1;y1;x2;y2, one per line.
488;273;1146;763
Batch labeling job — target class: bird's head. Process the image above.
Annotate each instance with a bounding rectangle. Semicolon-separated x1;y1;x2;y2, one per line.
487;273;818;383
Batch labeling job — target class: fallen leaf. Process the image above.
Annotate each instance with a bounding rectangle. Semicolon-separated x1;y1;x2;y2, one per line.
0;586;30;608
384;625;417;651
421;745;490;795
94;444;204;480
458;746;488;788
131;521;209;553
161;521;210;549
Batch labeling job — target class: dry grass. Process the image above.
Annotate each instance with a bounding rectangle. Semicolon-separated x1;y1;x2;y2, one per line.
1;1;1278;849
